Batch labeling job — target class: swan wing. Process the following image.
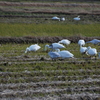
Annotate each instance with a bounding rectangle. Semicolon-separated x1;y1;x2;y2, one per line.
59;51;74;58
86;39;100;44
48;52;61;59
29;45;41;51
74;17;80;21
52;43;65;49
80;47;87;53
87;48;97;55
61;39;71;45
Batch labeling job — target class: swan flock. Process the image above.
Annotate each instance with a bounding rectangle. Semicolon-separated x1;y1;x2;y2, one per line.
24;38;100;60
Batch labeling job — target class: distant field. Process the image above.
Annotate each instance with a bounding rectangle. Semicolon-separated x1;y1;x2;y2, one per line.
0;0;100;2
0;1;100;38
0;1;100;19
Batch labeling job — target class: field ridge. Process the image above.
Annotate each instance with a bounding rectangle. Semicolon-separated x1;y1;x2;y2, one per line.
0;36;100;44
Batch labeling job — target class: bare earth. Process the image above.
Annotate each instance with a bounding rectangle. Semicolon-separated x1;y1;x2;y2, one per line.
0;1;100;15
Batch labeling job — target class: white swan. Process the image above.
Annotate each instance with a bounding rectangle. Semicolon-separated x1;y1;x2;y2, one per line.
61;17;65;21
86;39;100;45
78;39;85;46
56;49;74;59
58;39;71;45
79;45;88;58
73;16;80;21
48;51;61;60
44;43;65;51
86;46;97;59
80;46;87;55
25;44;41;53
52;16;60;21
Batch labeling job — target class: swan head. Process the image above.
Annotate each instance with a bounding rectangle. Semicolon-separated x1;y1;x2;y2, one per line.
35;44;38;46
87;46;91;50
45;45;49;47
58;41;61;43
55;49;60;52
25;47;30;53
98;52;100;59
44;45;49;51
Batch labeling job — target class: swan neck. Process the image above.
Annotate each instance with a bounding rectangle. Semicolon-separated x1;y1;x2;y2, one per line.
56;49;60;52
98;52;100;58
25;47;29;53
44;45;49;51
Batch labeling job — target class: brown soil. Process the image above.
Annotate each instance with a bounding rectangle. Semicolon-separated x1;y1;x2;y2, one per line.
0;1;100;15
0;36;100;44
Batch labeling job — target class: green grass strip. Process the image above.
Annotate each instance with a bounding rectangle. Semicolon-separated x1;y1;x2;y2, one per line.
0;23;100;37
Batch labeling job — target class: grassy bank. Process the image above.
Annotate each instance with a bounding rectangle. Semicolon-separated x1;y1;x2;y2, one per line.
0;23;100;37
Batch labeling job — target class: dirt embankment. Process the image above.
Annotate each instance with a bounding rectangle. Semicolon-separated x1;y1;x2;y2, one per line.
0;1;100;15
0;36;100;44
0;1;100;7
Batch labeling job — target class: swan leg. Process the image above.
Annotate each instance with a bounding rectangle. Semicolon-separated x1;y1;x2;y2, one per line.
87;55;91;59
95;55;97;60
52;58;57;61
